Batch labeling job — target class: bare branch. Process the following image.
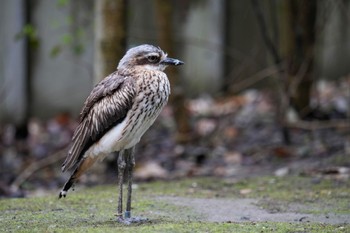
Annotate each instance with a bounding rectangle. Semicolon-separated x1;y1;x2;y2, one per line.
10;149;67;191
251;0;281;65
285;120;350;131
229;65;279;93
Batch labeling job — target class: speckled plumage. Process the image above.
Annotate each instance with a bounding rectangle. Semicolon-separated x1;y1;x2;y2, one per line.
61;68;170;173
59;45;183;216
61;72;135;172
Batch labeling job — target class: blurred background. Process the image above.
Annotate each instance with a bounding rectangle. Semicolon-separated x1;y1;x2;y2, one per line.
0;0;349;197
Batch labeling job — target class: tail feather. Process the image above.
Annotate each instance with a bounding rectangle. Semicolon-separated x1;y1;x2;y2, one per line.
59;177;75;198
59;156;98;198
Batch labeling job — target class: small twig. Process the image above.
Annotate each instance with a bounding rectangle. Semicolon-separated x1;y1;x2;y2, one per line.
290;59;310;98
251;0;281;65
285;120;350;130
10;148;67;191
229;65;279;93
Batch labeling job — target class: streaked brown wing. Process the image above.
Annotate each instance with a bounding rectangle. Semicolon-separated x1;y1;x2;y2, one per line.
62;72;136;172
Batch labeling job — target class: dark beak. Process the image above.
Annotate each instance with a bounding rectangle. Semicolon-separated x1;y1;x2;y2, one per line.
161;57;184;66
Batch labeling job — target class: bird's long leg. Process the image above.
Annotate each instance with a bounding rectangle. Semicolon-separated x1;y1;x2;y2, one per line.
117;150;126;219
125;146;135;218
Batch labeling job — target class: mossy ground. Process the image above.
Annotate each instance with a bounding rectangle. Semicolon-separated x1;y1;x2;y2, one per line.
143;175;350;214
0;175;349;232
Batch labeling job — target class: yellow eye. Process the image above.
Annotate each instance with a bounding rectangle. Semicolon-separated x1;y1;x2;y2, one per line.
147;55;159;63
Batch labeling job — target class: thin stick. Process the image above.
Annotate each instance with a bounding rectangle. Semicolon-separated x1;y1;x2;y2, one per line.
285;120;350;130
11;148;67;191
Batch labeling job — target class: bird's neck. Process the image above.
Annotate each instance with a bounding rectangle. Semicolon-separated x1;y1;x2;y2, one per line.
117;66;165;76
117;67;137;76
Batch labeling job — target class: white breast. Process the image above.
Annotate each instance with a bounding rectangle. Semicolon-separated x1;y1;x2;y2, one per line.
84;118;128;160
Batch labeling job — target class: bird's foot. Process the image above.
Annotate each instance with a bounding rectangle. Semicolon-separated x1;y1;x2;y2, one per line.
116;212;148;225
58;190;67;198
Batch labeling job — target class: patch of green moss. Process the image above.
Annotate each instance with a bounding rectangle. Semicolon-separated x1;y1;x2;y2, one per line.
230;175;350;215
0;185;199;232
2;209;349;233
36;222;345;233
0;175;349;231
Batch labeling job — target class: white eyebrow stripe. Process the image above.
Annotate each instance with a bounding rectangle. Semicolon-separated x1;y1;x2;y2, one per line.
147;52;160;57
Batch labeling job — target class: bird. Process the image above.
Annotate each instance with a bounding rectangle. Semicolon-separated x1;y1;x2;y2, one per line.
58;44;184;223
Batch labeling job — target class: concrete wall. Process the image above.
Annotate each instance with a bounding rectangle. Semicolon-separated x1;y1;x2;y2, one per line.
1;0;350;123
0;0;94;122
30;0;94;119
181;0;225;96
317;2;350;79
0;0;27;124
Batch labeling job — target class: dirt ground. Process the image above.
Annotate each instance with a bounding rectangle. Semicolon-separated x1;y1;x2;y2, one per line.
158;196;349;224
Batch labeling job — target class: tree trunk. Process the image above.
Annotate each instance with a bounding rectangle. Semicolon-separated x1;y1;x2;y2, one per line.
154;0;191;142
280;0;317;116
94;0;127;82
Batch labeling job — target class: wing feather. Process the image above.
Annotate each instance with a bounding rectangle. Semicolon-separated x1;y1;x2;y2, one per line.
62;72;136;172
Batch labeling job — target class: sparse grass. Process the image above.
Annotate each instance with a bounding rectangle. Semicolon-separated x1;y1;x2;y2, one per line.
231;175;350;214
141;175;350;214
0;175;349;232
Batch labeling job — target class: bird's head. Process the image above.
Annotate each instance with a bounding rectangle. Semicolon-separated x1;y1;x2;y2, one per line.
117;44;184;71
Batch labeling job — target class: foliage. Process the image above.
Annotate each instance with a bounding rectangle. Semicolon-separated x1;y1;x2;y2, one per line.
50;0;86;58
14;0;86;58
15;24;40;49
50;29;85;58
57;0;69;8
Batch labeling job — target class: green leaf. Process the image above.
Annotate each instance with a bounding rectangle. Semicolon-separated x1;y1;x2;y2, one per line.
73;43;84;55
57;0;69;7
61;34;72;45
65;16;73;25
23;24;35;35
50;45;62;58
14;24;40;49
76;27;85;38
